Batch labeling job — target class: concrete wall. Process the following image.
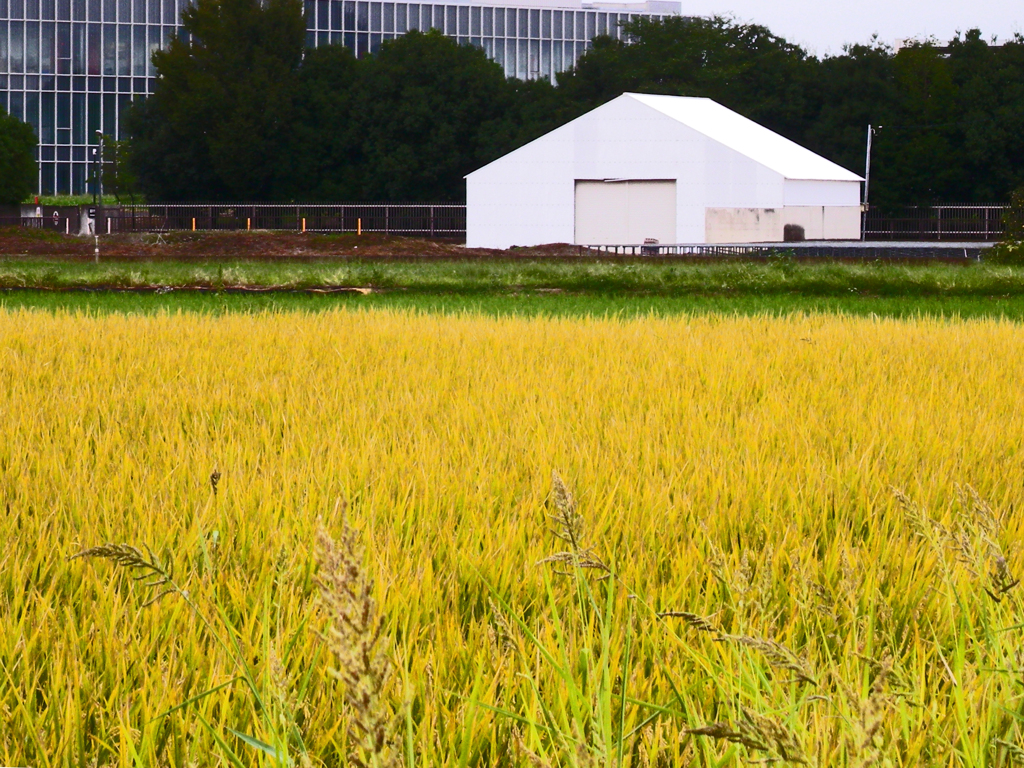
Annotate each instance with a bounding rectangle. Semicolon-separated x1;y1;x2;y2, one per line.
705;205;862;243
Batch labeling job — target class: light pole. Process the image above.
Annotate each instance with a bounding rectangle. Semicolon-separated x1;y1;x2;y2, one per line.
96;130;105;236
91;131;105;261
862;124;880;241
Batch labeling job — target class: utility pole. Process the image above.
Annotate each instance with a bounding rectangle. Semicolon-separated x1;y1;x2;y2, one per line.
91;142;98;261
96;131;105;235
862;124;879;241
93;131;105;262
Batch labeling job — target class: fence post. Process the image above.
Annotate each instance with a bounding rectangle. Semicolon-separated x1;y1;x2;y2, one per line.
430;206;435;237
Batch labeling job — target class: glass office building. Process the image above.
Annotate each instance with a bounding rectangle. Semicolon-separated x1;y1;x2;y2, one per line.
0;0;678;194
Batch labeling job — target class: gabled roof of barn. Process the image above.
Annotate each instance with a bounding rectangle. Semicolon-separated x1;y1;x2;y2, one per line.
624;93;863;182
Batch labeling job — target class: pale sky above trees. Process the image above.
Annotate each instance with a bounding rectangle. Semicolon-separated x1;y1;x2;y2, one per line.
665;0;1022;54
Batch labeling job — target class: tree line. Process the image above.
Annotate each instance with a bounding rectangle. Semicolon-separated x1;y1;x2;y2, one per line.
5;0;1024;206
0;109;37;206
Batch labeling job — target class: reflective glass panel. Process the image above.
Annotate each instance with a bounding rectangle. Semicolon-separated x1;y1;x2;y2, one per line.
26;21;39;71
25;90;40;134
10;22;25;73
101;22;113;74
131;23;143;73
57;21;70;72
71;21;83;71
41;21;56;72
116;22;128;73
146;24;158;74
42;91;55;141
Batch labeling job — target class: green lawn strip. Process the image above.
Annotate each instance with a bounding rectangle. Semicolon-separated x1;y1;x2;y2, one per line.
3;258;1024;296
5;289;1024;320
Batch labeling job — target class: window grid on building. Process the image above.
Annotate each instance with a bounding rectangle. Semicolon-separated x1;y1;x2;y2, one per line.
1;0;663;194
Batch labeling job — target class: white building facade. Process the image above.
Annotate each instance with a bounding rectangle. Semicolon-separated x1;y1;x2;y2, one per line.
466;92;864;247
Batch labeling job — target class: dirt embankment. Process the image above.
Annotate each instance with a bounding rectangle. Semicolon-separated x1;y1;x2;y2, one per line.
0;229;579;261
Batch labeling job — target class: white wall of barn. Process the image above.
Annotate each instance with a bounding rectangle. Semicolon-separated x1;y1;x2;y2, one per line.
466;95;861;248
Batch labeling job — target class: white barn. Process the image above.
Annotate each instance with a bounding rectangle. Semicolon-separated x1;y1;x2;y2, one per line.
466;93;864;248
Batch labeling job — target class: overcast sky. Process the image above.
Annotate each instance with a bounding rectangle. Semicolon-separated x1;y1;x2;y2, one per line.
677;0;1023;56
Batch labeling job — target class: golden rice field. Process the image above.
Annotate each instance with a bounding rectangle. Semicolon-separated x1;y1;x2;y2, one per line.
3;307;1024;768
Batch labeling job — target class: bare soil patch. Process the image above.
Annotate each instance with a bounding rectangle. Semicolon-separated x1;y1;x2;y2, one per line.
0;228;580;261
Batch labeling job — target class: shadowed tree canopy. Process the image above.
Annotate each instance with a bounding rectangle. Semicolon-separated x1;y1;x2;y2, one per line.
554;16;818;141
556;19;1024;206
350;30;519;200
126;0;306;201
0;108;37;206
124;6;1024;205
283;30;526;201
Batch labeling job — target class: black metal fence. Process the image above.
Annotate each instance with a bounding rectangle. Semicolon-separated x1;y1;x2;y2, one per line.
863;205;1006;241
0;216;45;228
581;243;990;259
5;203;1013;244
2;211;83;233
110;203;466;236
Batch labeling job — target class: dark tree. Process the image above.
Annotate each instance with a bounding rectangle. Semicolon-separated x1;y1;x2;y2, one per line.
119;5;1024;206
102;138;143;204
0;108;37;205
280;44;362;200
282;31;561;201
556;16;818;141
347;30;517;201
125;0;306;200
945;31;1024;203
801;42;899;191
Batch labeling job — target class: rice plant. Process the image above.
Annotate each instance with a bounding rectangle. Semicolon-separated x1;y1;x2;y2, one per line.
1;307;1024;766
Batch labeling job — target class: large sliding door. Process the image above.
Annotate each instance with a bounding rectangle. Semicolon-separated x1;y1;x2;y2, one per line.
574;180;676;245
